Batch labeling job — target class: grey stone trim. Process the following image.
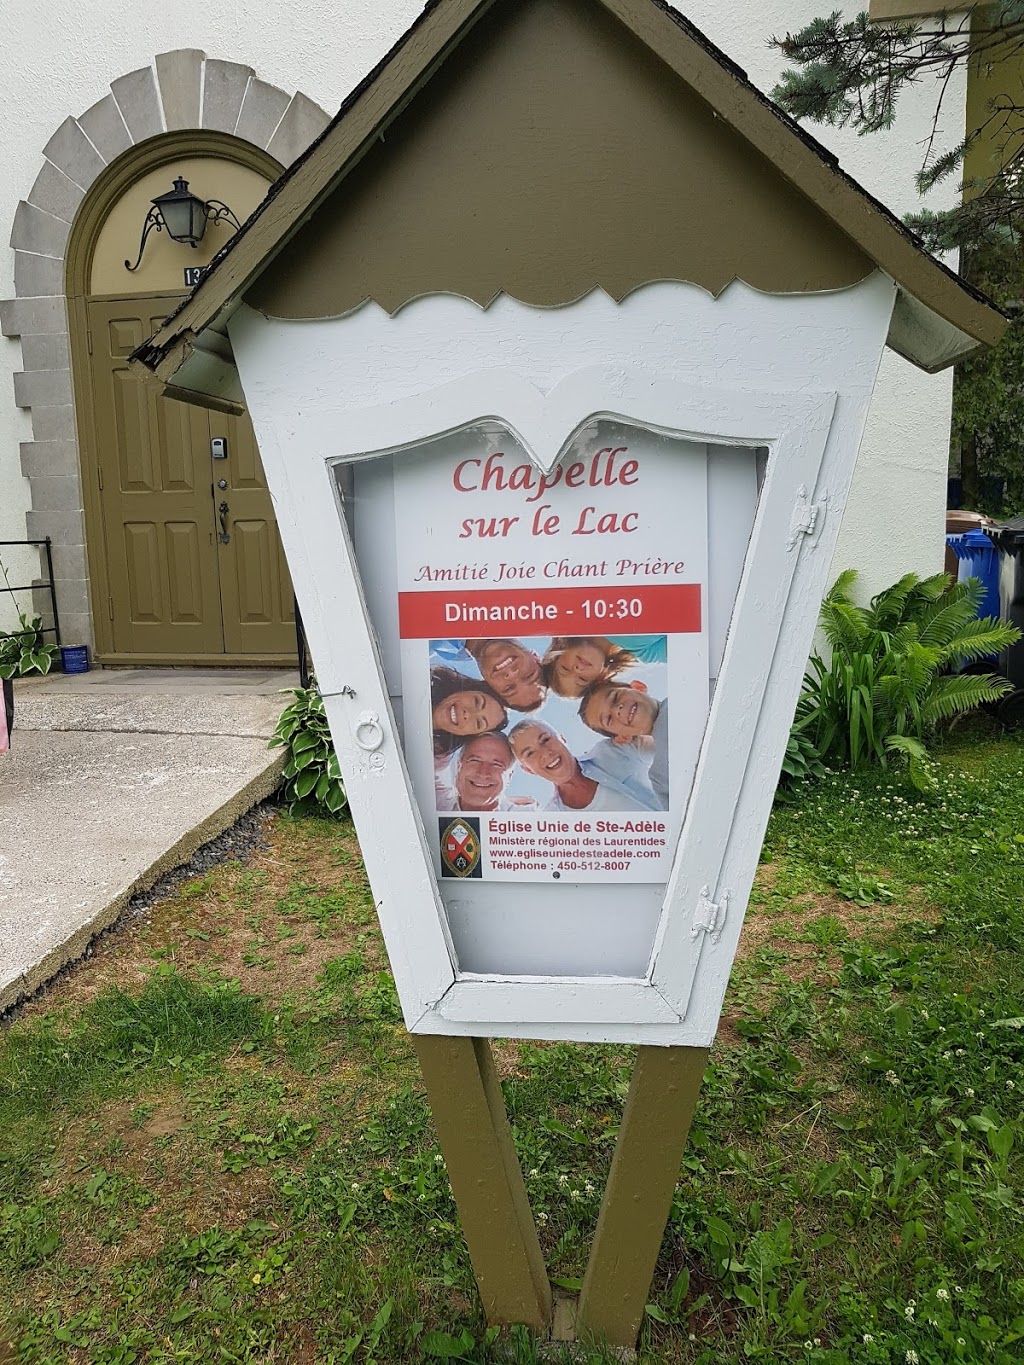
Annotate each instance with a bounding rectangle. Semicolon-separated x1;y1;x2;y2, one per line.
27;162;86;225
0;295;68;337
17;335;71;372
235;79;290;151
5;55;329;659
202;60;255;134
20;440;78;478
26;508;86;543
11;202;71;259
157;49;205;130
13;369;73;409
78;94;133;165
19;474;83;514
42;118;107;191
14;253;64;297
110;67;164;144
41;539;88;583
58;611;94;650
29;404;76;442
267;93;332;168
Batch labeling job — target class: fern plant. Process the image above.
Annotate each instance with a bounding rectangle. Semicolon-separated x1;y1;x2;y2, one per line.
269;681;348;818
796;570;1020;788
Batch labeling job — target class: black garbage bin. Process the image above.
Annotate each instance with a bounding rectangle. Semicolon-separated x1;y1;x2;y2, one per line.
987;516;1024;725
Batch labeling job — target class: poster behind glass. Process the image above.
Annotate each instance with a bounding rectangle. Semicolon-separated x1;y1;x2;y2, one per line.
392;420;710;887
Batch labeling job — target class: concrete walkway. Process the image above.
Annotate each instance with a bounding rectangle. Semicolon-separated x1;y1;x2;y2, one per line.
1;668;295;1011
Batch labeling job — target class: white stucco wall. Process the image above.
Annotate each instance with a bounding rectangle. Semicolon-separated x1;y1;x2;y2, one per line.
0;0;966;634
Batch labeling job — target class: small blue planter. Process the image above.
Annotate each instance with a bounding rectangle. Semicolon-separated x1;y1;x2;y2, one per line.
60;644;91;674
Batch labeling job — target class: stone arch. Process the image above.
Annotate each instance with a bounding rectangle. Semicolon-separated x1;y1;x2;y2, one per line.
0;52;330;651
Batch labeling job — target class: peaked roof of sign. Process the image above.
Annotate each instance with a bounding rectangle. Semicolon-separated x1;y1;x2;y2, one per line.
133;0;1005;400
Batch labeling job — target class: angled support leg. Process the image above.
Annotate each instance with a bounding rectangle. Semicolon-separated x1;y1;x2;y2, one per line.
576;1045;708;1349
413;1034;552;1332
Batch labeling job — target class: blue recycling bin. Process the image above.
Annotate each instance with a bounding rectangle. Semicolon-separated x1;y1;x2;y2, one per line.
947;528;1001;621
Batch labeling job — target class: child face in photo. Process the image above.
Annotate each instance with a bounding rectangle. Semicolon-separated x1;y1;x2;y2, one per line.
510;722;576;786
432;687;507;736
473;640;545;710
582;683;660;742
549;639;607;695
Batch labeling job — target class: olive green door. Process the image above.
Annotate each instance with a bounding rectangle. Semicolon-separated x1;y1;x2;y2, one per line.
87;295;295;662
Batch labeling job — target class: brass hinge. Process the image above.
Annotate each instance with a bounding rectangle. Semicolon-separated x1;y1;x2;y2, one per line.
107;596;114;621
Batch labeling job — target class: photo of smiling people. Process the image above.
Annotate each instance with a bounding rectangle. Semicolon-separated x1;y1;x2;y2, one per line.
428;635;668;813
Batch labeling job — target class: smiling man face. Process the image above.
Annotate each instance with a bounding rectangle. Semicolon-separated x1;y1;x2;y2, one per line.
454;733;514;811
581;682;660;742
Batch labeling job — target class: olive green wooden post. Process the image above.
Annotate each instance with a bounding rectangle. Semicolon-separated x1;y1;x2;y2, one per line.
413;1035;552;1332
576;1045;709;1348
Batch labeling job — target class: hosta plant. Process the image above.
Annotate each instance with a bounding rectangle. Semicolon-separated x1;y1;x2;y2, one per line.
795;569;1020;788
0;611;59;679
270;681;348;818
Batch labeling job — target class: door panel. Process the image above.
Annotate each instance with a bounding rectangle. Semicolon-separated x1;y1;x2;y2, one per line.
214;406;296;655
90;297;224;657
87;294;296;661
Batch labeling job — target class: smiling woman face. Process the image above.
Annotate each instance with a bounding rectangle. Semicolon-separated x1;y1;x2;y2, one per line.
509;723;577;786
432;688;506;736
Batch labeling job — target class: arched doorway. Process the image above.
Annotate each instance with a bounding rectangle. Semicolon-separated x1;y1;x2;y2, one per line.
1;53;330;662
69;134;296;664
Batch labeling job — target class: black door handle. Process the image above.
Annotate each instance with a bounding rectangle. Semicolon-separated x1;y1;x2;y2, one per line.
218;501;230;544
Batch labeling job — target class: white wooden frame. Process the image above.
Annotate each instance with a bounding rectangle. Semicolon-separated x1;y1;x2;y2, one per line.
252;365;835;1039
229;277;897;1044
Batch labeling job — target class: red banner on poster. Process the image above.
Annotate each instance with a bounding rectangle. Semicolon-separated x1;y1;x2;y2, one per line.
398;583;700;639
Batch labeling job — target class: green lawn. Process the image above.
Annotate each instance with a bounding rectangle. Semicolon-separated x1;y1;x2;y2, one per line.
2;723;1023;1364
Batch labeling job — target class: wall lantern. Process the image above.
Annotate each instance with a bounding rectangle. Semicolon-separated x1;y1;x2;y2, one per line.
124;175;242;272
131;0;1005;1351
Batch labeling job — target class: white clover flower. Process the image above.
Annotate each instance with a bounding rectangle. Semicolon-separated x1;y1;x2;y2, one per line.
921;1010;929;1020
954;1285;963;1294
570;1189;581;1200
943;1051;953;1060
906;1351;919;1364
528;1168;539;1177
537;1211;548;1225
936;1287;950;1302
350;1182;360;1192
965;1087;975;1098
886;1071;900;1086
557;1173;568;1186
904;1304;915;1321
956;1048;967;1057
863;1334;874;1344
434;1154;444;1164
584;1182;595;1195
1007;1080;1016;1091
